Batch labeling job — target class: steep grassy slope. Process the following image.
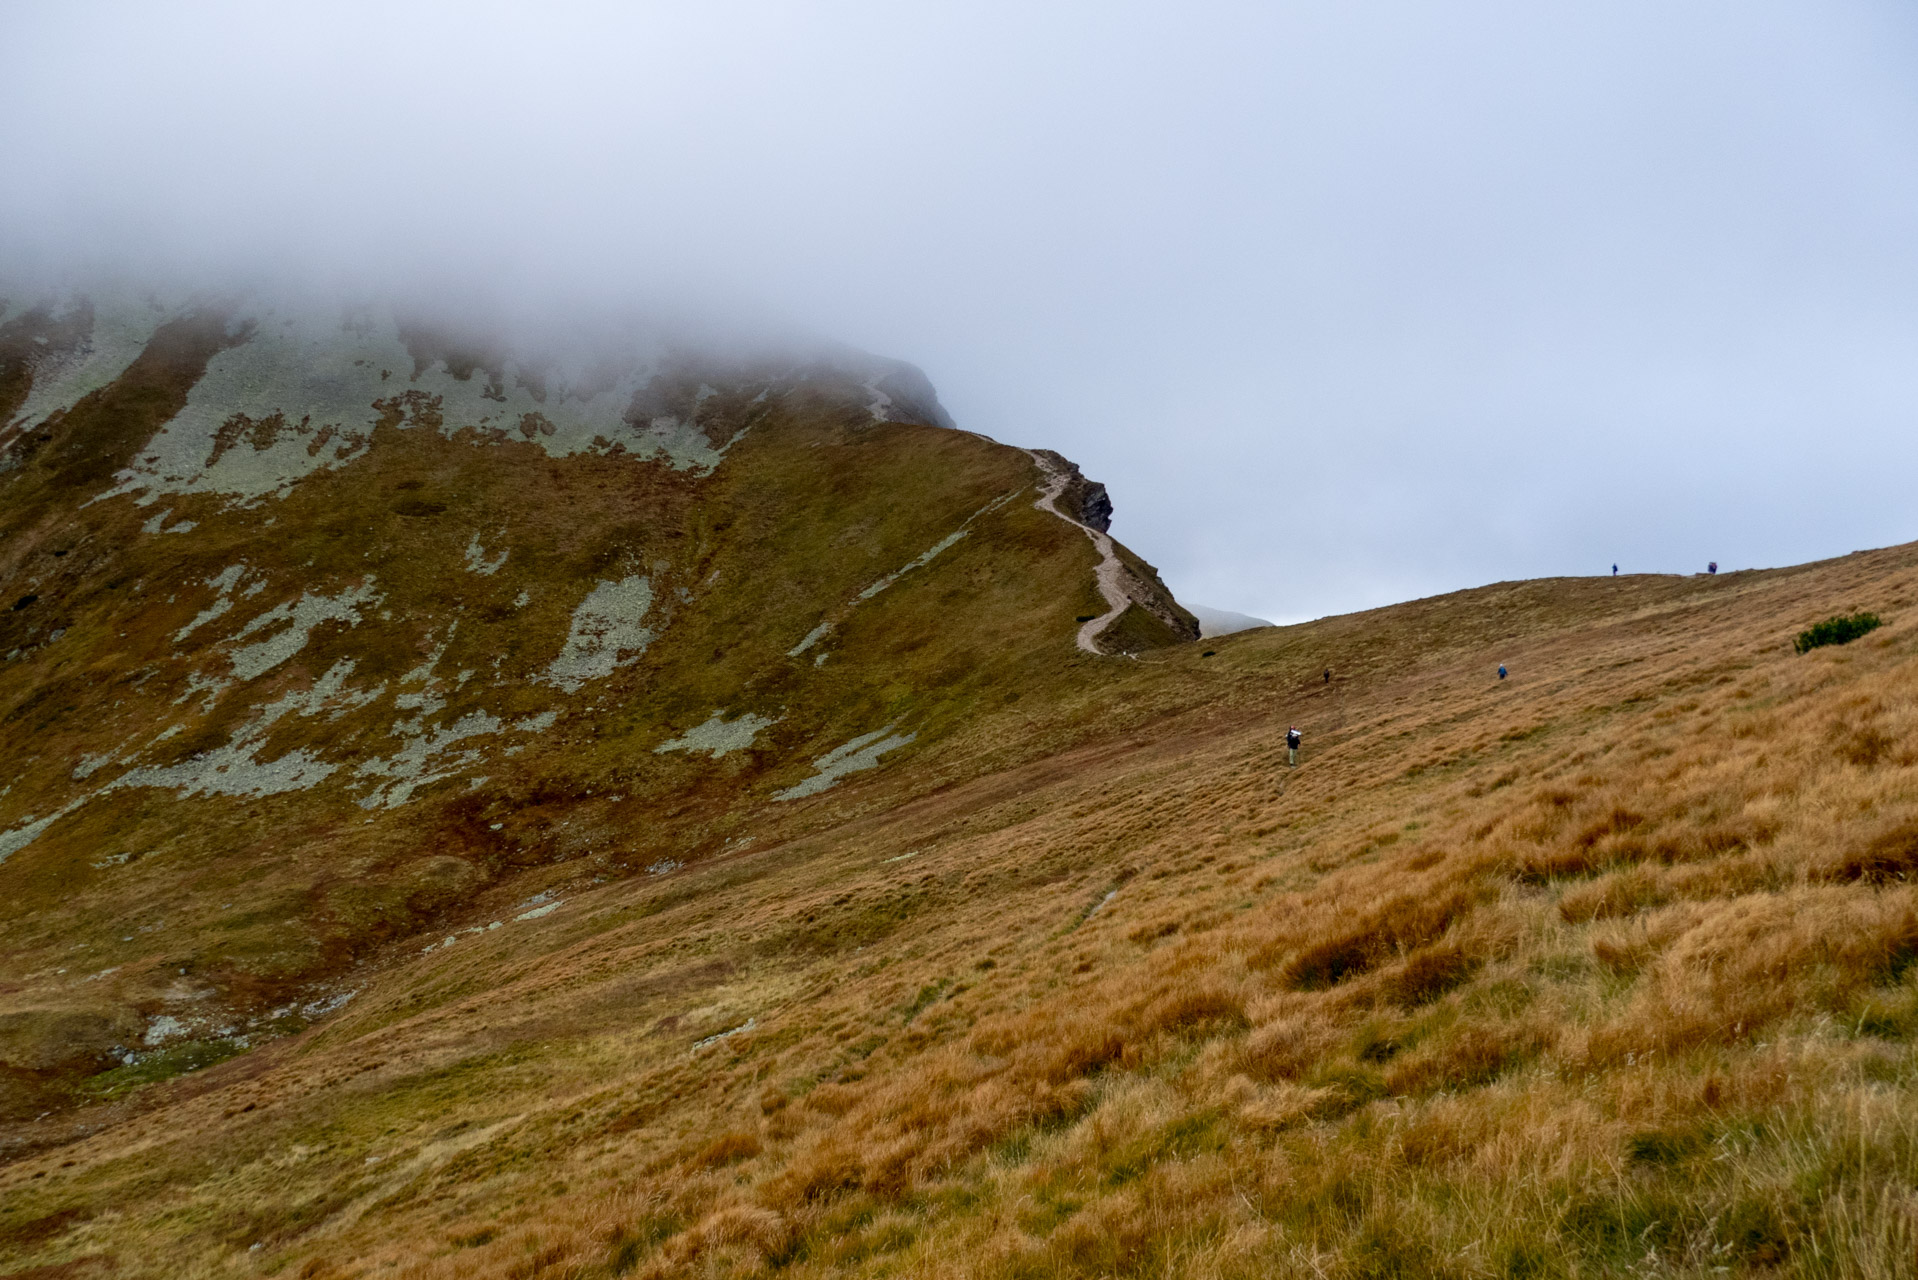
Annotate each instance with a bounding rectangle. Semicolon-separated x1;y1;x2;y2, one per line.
0;292;1194;1132
4;526;1917;1278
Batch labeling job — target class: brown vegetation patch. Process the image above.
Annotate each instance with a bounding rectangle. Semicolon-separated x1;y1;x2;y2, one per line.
1384;1017;1549;1095
1266;887;1481;989
1824;819;1918;884
1382;937;1486;1004
1558;866;1670;922
688;1130;762;1169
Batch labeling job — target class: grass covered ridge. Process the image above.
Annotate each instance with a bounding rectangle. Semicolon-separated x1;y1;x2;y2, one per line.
4;539;1918;1277
0;337;1149;1125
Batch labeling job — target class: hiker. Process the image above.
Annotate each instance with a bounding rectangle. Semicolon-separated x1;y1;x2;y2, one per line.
1708;561;1718;575
1323;667;1331;684
1286;726;1301;766
1612;563;1618;576
1498;664;1508;680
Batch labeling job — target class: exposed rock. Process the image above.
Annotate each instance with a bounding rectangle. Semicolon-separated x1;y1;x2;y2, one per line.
1030;449;1113;533
1027;449;1197;654
860;359;956;431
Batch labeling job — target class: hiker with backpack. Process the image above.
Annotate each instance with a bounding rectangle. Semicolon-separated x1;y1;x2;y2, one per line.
1287;726;1301;766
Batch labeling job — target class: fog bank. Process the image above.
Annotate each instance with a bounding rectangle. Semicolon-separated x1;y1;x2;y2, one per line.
5;1;1917;620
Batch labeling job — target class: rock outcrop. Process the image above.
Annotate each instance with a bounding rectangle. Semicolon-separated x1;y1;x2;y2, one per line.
1027;448;1199;654
1029;448;1113;533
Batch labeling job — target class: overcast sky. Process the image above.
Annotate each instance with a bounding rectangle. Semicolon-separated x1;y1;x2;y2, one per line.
4;2;1917;622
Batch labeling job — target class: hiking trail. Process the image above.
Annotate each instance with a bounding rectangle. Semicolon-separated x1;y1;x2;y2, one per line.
1027;450;1130;654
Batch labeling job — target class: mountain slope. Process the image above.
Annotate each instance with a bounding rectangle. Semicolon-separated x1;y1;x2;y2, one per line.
0;290;1196;1130
5;293;1918;1280
7;537;1918;1278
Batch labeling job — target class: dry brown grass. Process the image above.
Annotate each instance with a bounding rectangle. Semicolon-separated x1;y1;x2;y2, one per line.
6;543;1918;1278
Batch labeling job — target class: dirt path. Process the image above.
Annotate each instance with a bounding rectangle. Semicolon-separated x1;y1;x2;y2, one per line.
1026;450;1129;654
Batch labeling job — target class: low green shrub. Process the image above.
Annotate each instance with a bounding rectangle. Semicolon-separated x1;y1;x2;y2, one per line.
1795;612;1883;654
80;1039;245;1101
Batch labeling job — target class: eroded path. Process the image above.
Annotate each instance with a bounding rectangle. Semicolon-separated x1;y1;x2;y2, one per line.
1026;450;1129;653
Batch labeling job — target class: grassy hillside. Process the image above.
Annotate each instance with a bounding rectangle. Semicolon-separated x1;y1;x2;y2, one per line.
5;526;1917;1278
0;294;1194;1142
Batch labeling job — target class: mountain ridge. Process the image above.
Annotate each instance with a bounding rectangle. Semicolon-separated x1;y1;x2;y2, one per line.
6;532;1915;1277
0;288;1197;1130
6;288;1918;1280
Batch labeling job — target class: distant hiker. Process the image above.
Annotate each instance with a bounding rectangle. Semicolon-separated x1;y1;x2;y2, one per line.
1612;564;1618;576
1708;561;1718;575
1323;667;1331;684
1286;726;1301;766
1498;664;1508;680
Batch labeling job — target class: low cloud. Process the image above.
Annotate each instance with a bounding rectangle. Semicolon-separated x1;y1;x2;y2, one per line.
5;1;1917;620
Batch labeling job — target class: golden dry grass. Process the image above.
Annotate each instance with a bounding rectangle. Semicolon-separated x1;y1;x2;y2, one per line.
6;542;1918;1279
